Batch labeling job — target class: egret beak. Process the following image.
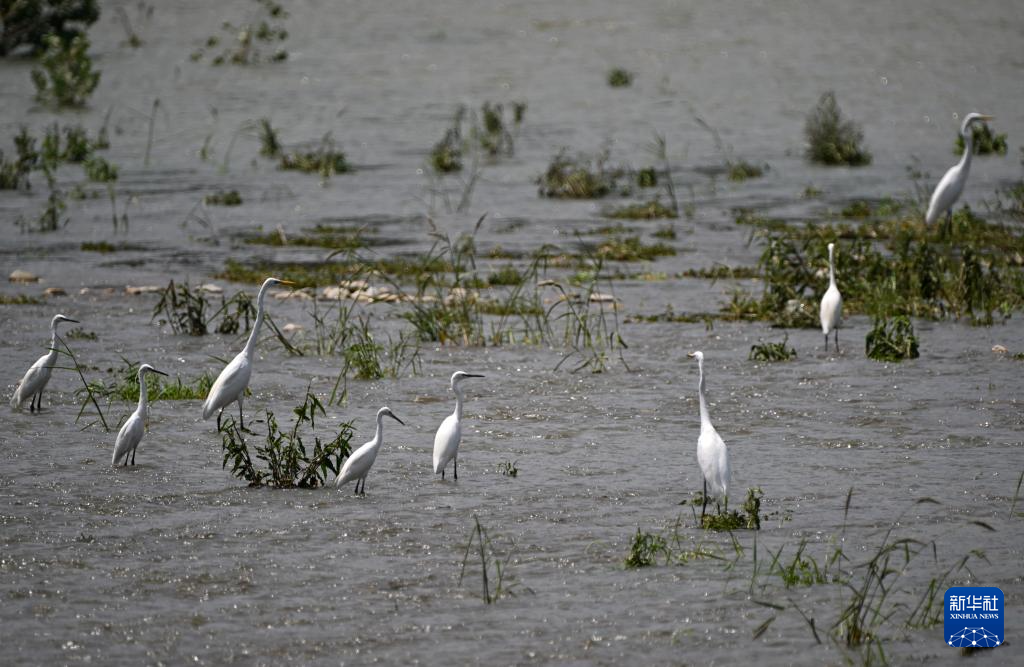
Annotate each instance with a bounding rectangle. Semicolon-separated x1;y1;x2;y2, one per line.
464;374;485;378
279;279;296;286
152;369;169;377
63;318;81;324
979;114;994;121
388;413;406;426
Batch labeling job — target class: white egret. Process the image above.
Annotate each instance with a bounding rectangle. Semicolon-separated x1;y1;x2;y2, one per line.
112;364;168;466
687;351;730;520
335;406;405;494
202;277;293;429
10;313;79;412
925;112;995;233
820;242;843;352
433;371;484;480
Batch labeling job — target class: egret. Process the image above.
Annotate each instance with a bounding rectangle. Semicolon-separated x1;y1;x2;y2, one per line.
335;407;405;494
202;277;293;430
925;112;995;233
433;371;484;480
687;351;730;521
820;242;843;352
10;313;79;412
112;364;168;466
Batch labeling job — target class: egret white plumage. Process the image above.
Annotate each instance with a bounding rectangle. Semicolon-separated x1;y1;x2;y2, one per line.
433;371;484;480
202;277;293;429
925;113;995;233
112;364;168;466
687;351;730;520
335;407;404;494
820;242;843;352
10;313;79;412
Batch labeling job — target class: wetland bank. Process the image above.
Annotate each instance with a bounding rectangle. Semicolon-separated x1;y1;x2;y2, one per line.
2;1;1023;665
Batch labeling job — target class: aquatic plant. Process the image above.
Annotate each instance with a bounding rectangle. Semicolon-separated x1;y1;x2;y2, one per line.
695;115;768;182
83;155;116;182
152;281;264;337
31;33;100;108
0;127;38;190
459;515;526;603
429;102;522;174
80;358;213;403
191;0;288;65
245;224;365;250
254;117;281;157
607;67;633;87
219;391;354;488
804;91;871;166
865;316;919;361
0;294;44;305
636;167;657;188
496;459;518;477
54;336;110;431
954;121;1007;156
625;528;670;568
278;133;351;178
592;235;675;262
429;107;464;174
537;148;620;199
204;190;242;206
0;0;99;56
602;199;677;220
749;335;797;362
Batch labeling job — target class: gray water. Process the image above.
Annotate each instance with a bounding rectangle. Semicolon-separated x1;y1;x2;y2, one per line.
2;1;1023;664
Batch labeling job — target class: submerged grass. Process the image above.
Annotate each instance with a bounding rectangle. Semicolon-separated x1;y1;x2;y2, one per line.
459;515;527;603
805;91;871;166
865;316;920;361
749;336;797;362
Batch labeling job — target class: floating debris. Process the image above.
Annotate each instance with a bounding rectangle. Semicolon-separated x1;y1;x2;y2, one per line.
9;270;38;283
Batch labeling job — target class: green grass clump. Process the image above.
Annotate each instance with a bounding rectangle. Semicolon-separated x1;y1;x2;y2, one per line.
204;190;242;206
652;225;676;240
0;128;36;189
459;515;525;604
955;122;1007;156
841;200;872;218
749;335;797;362
429;101;523;174
804;91;871;166
0;0;99;56
153;280;265;337
31;34;100;108
83;155;117;182
696;488;764;530
607;68;633;87
191;0;288;65
728;160;766;181
636;167;657;188
595;235;675;262
279;136;351;178
496;459;518;477
83;360;214;402
219;392;353;488
865;316;919;361
625;529;669;568
538;149;620;199
0;294;43;305
603;199;677;220
244;224;365;250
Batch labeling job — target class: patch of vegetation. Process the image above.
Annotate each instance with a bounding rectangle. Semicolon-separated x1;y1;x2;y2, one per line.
696;488;764;531
804;91;871;166
31;33;100;108
624;523;718;569
80;359;214;403
496;459;518;477
607;68;633;87
80;240;116;252
749;335;797;362
64;327;97;340
537;148;621;199
865;316;919;362
0;294;43;305
219;391;354;488
245;224;366;250
152;280;272;338
459;515;527;604
955;121;1007;156
191;0;288;65
278;134;351;178
593;235;675;262
728;160;767;181
636;167;657;188
428;101;524;174
204;190;242;206
0;0;99;56
0;127;37;190
83;155;116;182
603;199;677;220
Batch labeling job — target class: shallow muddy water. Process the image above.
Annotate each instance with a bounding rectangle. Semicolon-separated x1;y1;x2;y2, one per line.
2;1;1023;665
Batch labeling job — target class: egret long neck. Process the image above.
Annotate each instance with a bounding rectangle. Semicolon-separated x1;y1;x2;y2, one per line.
828;248;836;288
958;125;974;174
46;324;60;362
453;384;465;420
697;360;711;428
373;412;385;448
242;284;270;357
137;370;149;415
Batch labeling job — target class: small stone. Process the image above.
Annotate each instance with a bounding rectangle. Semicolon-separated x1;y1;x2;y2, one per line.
992;345;1008;355
43;287;67;296
199;283;223;294
589;292;618;303
125;285;163;295
282;323;304;334
9;270;38;283
321;286;346;300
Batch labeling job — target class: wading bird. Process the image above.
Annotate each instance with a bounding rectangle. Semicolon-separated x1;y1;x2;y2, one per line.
433;371;484;480
925;112;995;233
10;313;79;412
202;277;293;429
687;351;729;521
820;242;843;352
335;407;405;495
112;364;168;466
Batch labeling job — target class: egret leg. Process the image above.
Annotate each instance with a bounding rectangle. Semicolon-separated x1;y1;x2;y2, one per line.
38;391;44;412
131;446;136;466
701;479;708;525
441;467;445;480
238;399;245;432
29;393;36;413
454;456;458;481
353;478;361;495
216;409;223;431
824;333;829;353
360;477;367;496
834;328;840;353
